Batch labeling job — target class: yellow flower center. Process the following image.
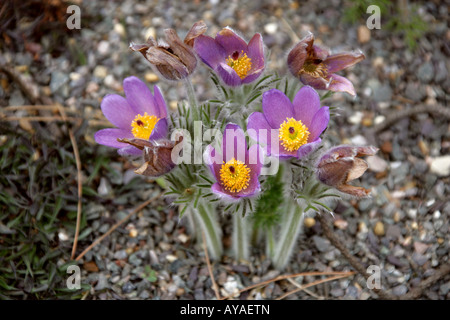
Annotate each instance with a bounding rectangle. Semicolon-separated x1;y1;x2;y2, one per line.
226;50;252;79
131;112;159;140
219;157;251;193
279;117;310;152
300;59;328;78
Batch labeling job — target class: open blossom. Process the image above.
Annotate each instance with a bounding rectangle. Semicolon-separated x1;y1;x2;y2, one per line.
194;27;265;86
287;33;365;96
247;86;329;159
94;76;168;155
130;21;207;81
316;145;378;198
204;123;263;200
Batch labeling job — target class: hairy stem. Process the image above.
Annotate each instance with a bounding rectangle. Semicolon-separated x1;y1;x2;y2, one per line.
184;77;200;121
192;200;223;260
232;209;250;261
272;200;304;269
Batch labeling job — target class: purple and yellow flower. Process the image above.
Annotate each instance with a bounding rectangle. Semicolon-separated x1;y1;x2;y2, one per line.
194;27;265;86
94;76;168;155
287;33;365;96
247;86;330;159
204;123;263;200
130;21;207;81
316;145;378;198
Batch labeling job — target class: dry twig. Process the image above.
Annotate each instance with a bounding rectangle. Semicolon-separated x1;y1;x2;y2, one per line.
201;231;221;300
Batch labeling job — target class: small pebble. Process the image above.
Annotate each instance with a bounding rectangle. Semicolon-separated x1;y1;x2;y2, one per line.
374;221;385;236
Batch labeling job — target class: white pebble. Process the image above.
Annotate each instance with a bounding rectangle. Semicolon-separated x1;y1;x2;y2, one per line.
350;134;368;146
430;155;450;177
93;65;108;79
264;23;278;35
374;115;385;125
98;41;110;55
348;111;363;125
367;155;388;172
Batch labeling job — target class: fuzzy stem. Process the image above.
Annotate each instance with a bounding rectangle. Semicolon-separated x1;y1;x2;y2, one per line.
266;227;275;259
272;200;304;269
192;200;223;260
184;77;200;121
232;209;250;261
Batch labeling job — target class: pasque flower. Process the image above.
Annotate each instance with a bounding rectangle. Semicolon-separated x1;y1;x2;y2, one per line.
316;145;378;198
287;33;365;96
247;86;329;159
130;21;207;80
194;27;265;86
204;123;263;200
94;76;168;155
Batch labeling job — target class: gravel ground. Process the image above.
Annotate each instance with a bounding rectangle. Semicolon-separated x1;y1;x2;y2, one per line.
0;0;448;300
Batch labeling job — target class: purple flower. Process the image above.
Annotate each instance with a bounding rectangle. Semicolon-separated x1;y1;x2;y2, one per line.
316;145;378;198
204;123;263;200
247;87;330;159
287;33;365;96
94;76;168;156
194;27;265;86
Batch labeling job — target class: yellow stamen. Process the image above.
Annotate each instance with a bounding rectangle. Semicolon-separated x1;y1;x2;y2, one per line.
226;50;252;79
299;60;328;78
279;117;310;152
219;157;251;193
131;112;159;140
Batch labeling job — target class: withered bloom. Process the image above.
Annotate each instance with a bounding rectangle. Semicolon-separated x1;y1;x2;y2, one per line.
118;136;183;177
316;145;378;198
288;33;365;96
130;21;207;81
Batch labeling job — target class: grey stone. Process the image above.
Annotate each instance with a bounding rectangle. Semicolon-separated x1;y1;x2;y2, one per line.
122;281;136;294
95;273;108;291
9;90;25;106
418;61;434;83
114;250;128;260
392;285;408;296
373;84;392;102
312;236;331;253
50;71;69;93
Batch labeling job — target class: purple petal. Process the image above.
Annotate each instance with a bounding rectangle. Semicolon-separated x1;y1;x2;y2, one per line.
149;118;168;140
287;33;313;76
276;139;297;158
100;94;136;130
299;73;330;90
327;74;356;96
246;144;263;176
215;27;247;57
262;89;294;128
204;145;221;181
247;33;264;70
247;112;276;156
312;45;330;61
94;128;134;148
211;183;239;200
292;86;321;128
216;63;242;87
153;85;168;118
297;138;322;159
222;123;247;162
238;178;260;198
323;51;365;74
308;106;330;141
194;35;226;69
241;67;264;84
118;145;142;156
123;76;159;117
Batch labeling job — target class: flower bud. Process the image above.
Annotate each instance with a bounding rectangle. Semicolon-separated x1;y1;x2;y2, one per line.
316;145;378;198
130;21;207;81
